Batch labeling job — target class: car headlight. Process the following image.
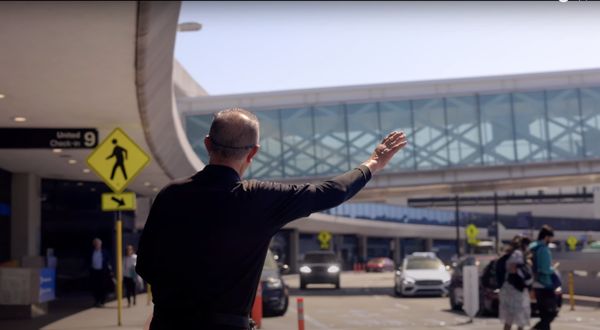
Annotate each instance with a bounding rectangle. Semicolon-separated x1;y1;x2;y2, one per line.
327;265;340;273
265;277;283;289
300;266;312;274
555;286;562;294
403;277;415;285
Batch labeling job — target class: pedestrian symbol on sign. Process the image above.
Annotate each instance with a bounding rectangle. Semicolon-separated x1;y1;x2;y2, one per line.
107;139;128;180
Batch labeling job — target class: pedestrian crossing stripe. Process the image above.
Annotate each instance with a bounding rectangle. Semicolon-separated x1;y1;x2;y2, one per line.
86;128;150;193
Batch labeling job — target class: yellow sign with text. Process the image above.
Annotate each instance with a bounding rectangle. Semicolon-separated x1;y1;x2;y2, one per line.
102;192;136;212
87;128;150;193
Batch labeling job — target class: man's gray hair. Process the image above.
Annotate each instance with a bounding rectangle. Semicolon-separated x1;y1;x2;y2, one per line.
208;108;260;160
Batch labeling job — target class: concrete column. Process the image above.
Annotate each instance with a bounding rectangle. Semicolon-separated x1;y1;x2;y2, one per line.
334;234;343;259
393;237;402;267
10;173;41;260
594;188;600;219
289;229;299;273
358;235;368;262
424;238;434;252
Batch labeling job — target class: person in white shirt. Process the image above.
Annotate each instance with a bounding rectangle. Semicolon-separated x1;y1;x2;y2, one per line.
123;244;138;307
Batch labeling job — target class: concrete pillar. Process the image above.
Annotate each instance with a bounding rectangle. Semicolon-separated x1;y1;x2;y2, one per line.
358;235;368;262
334;234;343;260
424;238;434;252
594;188;600;219
289;229;299;273
393;237;402;267
10;173;41;260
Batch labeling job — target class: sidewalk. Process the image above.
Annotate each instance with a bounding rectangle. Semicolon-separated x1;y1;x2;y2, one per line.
41;294;153;330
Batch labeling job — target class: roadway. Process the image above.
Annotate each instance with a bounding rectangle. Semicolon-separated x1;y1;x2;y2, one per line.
1;272;597;330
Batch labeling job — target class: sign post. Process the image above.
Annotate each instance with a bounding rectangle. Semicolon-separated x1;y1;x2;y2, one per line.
87;128;150;326
462;265;479;322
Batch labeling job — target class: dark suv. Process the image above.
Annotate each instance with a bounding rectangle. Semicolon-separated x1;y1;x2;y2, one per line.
299;251;341;289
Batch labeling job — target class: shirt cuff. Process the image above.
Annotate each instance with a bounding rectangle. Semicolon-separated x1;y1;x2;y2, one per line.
356;165;372;182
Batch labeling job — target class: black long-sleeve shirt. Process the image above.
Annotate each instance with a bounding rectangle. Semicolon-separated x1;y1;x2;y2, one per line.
136;164;371;320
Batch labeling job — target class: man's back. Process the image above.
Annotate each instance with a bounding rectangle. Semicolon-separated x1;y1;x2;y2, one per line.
136;164;371;318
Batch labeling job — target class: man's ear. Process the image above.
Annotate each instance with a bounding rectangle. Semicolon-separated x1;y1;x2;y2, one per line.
204;136;212;153
246;145;260;163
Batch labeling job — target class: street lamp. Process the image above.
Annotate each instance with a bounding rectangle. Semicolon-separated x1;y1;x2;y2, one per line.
177;22;202;32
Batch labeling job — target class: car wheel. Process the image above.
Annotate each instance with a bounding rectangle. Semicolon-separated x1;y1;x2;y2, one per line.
394;283;402;297
334;279;341;289
271;295;289;317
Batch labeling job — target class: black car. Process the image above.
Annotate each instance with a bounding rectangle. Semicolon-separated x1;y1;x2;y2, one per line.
260;249;289;316
299;251;341;289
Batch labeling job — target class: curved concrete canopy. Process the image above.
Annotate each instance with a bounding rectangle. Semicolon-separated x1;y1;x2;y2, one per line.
0;1;202;195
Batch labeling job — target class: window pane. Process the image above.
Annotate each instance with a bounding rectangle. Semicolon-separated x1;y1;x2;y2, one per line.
379;101;415;170
346;103;380;168
281;107;316;177
413;98;447;169
314;105;349;175
185;114;213;164
546;89;583;159
513;92;549;162
446;96;480;166
250;110;283;178
581;87;600;158
480;94;516;165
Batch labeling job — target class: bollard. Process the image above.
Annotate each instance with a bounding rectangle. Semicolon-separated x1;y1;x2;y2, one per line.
147;284;152;306
297;297;305;330
251;282;263;329
569;271;575;311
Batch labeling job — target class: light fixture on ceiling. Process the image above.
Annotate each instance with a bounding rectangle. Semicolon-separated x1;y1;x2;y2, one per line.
83;168;91;173
52;148;62;153
90;188;96;192
68;159;77;165
177;22;202;32
12;116;27;123
77;182;84;187
0;94;5;99
152;187;159;192
144;182;151;186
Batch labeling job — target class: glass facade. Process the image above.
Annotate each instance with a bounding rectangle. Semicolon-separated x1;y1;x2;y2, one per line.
186;86;600;179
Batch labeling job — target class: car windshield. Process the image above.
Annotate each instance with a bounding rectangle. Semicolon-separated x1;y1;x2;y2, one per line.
304;253;337;263
406;257;443;270
263;250;278;270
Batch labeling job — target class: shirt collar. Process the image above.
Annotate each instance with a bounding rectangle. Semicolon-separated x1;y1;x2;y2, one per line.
196;164;241;182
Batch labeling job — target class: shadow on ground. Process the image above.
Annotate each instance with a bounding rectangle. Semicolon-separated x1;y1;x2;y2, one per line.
0;294;102;330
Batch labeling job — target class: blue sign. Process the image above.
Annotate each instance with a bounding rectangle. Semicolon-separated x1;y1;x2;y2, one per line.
39;268;56;303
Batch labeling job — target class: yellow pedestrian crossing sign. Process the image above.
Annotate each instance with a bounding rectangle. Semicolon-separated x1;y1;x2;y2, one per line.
87;128;150;193
466;224;479;245
318;231;332;249
567;236;578;251
102;192;136;211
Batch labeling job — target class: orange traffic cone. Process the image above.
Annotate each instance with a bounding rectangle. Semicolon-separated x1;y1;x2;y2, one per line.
251;282;263;329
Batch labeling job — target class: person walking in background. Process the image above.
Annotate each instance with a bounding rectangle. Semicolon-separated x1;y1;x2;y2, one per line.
123;244;138;307
499;235;532;330
90;238;112;307
530;225;558;330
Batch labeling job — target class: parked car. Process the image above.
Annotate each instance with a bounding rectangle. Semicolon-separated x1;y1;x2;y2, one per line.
449;254;562;316
394;252;451;297
260;249;289;316
366;257;395;272
299;251;341;289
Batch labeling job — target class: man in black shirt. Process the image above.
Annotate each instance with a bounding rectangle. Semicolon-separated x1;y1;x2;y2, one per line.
136;108;407;329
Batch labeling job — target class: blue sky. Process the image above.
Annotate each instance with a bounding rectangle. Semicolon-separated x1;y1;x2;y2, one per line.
175;1;600;95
